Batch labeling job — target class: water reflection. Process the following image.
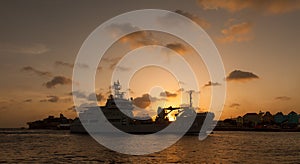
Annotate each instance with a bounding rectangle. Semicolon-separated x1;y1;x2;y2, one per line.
0;130;299;163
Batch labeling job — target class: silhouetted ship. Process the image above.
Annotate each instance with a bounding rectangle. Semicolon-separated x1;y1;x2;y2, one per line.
70;81;214;134
27;114;73;130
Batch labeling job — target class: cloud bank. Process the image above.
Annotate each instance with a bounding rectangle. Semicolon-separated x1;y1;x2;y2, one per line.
45;76;72;88
197;0;300;14
21;66;52;77
175;10;211;29
218;22;253;43
227;70;259;81
160;91;178;98
165;43;187;55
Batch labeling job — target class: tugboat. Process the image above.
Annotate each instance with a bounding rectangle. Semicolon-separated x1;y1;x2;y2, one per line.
70;81;215;134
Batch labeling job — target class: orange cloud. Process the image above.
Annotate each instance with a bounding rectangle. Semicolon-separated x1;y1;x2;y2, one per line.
275;96;291;101
132;94;154;109
197;0;300;14
107;23;158;49
160;91;178;98
218;22;253;43
203;81;221;87
175;10;211;29
229;103;241;108
121;31;158;49
165;43;187;55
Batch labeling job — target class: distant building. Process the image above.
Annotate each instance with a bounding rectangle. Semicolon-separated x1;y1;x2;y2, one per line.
287;111;298;127
243;113;260;127
274;112;287;124
223;118;237;126
262;111;273;124
236;116;243;127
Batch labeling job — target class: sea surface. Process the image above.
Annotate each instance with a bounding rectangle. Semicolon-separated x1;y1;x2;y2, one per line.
0;129;299;163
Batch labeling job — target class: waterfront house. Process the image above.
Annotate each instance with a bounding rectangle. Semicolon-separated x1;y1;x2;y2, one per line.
243;113;260;127
236;116;243;127
287;111;298;127
262;111;273;124
274;112;287;125
298;114;300;127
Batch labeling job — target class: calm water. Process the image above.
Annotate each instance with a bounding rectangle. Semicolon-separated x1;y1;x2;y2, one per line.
0;130;299;163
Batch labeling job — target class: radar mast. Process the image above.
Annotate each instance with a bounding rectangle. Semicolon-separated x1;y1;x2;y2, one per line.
113;80;125;99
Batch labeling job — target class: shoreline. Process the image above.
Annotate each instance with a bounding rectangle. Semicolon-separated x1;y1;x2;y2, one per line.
213;127;300;132
1;128;300;133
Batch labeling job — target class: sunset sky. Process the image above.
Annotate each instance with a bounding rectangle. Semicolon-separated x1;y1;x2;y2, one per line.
0;0;300;128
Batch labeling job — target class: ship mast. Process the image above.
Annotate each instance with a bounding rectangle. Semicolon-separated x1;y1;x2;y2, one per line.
113;80;124;99
187;90;194;107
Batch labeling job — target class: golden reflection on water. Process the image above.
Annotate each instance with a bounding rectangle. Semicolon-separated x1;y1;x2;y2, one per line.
1;130;300;163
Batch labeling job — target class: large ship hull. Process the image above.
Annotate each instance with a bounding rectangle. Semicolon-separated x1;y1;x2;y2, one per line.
70;112;214;135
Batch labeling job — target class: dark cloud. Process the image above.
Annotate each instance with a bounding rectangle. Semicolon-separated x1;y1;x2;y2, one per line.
69;91;86;99
229;103;241;108
133;94;158;109
55;61;73;68
275;96;291;101
23;99;32;103
0;106;8;111
87;93;104;102
203;81;221;87
55;61;89;69
40;96;59;103
40;95;71;103
175;10;211;29
165;43;187;55
160;91;178;98
21;66;52;77
45;76;72;88
226;70;259;81
69;91;105;102
115;66;131;71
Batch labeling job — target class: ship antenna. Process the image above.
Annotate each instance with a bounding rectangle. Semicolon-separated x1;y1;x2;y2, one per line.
187;90;194;107
113;80;124;99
